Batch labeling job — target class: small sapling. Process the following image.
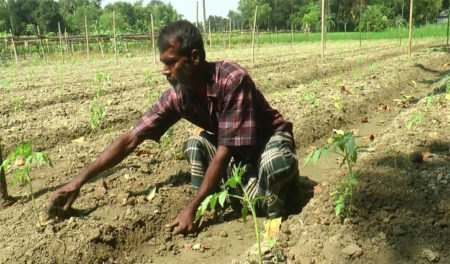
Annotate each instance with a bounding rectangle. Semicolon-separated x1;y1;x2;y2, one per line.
304;130;367;217
196;166;267;264
1;142;52;225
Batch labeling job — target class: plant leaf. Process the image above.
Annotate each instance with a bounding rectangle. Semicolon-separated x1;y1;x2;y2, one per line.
209;195;217;211
335;202;345;216
313;148;321;164
146;187;156;201
303;152;313;167
218;190;227;207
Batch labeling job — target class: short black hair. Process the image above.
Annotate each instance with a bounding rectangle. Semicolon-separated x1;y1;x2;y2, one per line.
158;20;206;62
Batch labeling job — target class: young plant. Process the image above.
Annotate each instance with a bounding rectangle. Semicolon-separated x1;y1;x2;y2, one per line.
11;96;23;111
160;127;174;148
89;97;106;132
196;166;267;264
385;149;410;171
407;112;423;130
144;69;153;85
0;142;52;224
304;130;366;217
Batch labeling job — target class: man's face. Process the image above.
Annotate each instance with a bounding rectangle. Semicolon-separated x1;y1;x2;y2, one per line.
160;39;194;91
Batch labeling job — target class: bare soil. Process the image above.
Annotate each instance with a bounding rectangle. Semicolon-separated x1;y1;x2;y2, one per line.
0;39;449;264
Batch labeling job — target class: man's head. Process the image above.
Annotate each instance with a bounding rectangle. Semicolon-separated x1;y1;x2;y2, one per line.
158;21;206;90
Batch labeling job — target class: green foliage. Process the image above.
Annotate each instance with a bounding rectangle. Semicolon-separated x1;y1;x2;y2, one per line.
196;166;267;264
304;130;366;217
1;142;52;223
89;96;105;132
359;5;391;32
160;127;173;148
407;112;423;130
11;95;23;111
385;149;410;171
369;62;378;72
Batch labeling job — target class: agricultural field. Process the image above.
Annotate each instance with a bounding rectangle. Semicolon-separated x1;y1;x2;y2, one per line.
1;38;449;264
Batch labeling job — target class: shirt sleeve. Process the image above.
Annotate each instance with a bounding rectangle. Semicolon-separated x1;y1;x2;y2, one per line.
218;75;256;147
131;89;181;142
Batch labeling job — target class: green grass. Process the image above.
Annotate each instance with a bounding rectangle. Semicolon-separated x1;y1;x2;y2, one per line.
208;24;448;48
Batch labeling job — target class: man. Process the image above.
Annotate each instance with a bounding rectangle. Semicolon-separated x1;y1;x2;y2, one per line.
48;20;298;235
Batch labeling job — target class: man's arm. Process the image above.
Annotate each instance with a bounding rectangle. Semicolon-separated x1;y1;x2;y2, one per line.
166;145;232;234
48;131;143;215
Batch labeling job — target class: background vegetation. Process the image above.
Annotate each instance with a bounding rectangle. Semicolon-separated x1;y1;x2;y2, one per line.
0;0;448;36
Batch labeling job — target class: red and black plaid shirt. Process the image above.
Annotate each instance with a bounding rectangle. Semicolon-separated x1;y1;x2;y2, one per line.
132;61;292;160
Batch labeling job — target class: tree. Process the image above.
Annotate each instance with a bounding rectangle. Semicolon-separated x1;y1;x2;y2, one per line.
359;4;390;31
35;0;63;34
147;0;181;30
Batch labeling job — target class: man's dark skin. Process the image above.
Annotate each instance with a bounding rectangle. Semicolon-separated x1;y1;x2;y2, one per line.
49;38;232;234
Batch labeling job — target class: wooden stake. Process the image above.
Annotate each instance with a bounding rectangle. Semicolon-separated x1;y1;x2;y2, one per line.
195;1;199;27
94;21;104;57
359;0;362;48
10;29;18;63
291;24;294;49
58;22;64;63
36;26;46;62
447;7;449;46
84;15;90;61
113;10;118;62
321;0;325;62
251;6;258;63
228;19;232;50
202;0;207;36
408;0;413;57
151;13;156;63
208;20;212;50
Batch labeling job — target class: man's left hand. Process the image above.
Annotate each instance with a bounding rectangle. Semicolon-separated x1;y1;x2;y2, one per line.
165;206;197;235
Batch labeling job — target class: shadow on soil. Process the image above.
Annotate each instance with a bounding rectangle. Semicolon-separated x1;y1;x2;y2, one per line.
353;140;450;262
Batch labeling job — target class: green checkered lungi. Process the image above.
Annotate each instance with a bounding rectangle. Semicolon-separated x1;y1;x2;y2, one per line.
183;131;298;218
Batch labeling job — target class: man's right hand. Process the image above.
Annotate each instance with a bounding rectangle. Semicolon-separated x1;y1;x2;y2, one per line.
47;181;80;219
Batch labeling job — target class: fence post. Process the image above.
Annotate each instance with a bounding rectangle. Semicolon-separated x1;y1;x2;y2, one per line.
321;0;325;62
408;0;414;57
36;26;46;62
94;22;104;57
195;1;199;28
447;7;449;46
228;19;232;50
359;0;362;48
10;29;18;63
84;15;90;61
151;13;156;64
251;5;258;63
58;22;64;63
113;10;118;62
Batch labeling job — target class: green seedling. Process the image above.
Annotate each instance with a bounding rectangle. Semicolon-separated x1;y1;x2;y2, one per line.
369;62;378;73
1;142;52;224
304;130;366;217
407;112;423;130
385;149;410;171
311;79;321;87
353;71;361;80
160;127;174;148
144;69;153;85
196;166;267;264
2;78;12;90
426;93;434;106
89;97;106;132
94;71;111;83
11;96;23;111
333;76;343;86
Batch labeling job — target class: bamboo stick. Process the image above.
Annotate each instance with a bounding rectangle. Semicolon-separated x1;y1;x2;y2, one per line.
251;6;258;63
321;0;325;62
58;22;64;63
36;26;46;62
113;10;118;62
151;13;156;63
10;29;18;63
94;22;104;57
84;15;90;61
408;0;413;57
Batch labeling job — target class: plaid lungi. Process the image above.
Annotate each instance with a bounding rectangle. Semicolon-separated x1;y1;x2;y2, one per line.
183;131;298;218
